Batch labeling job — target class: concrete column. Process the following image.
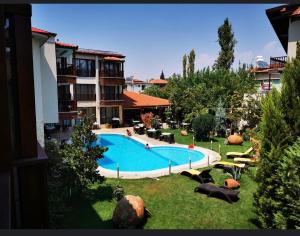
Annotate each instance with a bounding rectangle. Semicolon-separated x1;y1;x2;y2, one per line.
95;56;101;124
119;105;123;125
70;84;74;100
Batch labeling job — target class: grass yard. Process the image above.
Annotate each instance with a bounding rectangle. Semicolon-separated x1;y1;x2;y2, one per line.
62;128;258;229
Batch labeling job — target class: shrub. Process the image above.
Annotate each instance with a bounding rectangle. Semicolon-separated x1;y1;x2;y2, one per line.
141;112;153;129
192;114;215;141
113;186;125;201
274;137;300;229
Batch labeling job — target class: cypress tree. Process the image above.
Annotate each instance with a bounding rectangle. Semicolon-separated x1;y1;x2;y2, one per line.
296;41;300;59
280;58;300;138
187;49;196;77
214;18;237;70
160;70;165;80
254;89;292;228
274;137;300;229
183;54;187;78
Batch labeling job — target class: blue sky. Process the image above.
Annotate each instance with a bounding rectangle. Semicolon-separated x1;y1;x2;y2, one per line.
32;4;286;81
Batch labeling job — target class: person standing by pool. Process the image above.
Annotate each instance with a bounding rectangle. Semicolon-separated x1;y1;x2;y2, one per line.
126;129;132;136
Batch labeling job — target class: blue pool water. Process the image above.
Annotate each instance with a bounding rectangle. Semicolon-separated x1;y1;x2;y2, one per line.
94;134;205;172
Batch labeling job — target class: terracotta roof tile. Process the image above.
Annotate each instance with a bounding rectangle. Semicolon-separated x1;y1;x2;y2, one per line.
103;56;125;61
122;91;170;108
76;48;125;58
32;27;56;37
149;79;168;85
55;41;78;49
291;6;300;16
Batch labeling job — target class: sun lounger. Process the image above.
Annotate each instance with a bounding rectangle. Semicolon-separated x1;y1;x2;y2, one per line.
234;157;258;165
213;161;245;169
180;169;214;184
194;183;240;203
226;147;253;158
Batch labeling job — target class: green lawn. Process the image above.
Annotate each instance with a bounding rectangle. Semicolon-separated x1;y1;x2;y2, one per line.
62;129;258;229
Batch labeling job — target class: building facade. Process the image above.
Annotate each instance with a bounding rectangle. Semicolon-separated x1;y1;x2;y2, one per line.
32;27;59;147
266;4;300;59
56;45;126;127
125;76;150;93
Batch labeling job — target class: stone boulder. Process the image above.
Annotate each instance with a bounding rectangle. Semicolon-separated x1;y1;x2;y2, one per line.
227;133;243;145
113;195;145;229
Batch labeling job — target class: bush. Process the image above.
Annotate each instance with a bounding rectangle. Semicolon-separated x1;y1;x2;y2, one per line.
192;114;215;141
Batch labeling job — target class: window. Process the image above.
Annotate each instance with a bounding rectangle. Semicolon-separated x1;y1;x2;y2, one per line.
78;107;96;121
75;58;95;77
99;61;123;77
100;107;119;124
102;86;121;100
58;85;71;101
76;84;96;100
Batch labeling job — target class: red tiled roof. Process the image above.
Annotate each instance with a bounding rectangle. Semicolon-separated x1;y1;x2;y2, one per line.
103;56;125;61
76;48;125;58
132;79;145;84
291;6;300;16
32;27;56;37
149;79;168;85
122;91;170;108
55;41;78;49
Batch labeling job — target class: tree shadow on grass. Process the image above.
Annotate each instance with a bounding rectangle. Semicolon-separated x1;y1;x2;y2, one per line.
84;185;114;202
64;185;115;229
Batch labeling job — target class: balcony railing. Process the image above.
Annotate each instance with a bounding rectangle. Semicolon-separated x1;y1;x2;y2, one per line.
270;56;287;69
100;94;122;100
57;63;75;76
99;71;124;78
58;100;77;112
76;94;96;101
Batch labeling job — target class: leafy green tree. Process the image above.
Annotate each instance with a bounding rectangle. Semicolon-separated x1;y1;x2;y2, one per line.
228;91;243;132
160;70;165;80
46;140;72;228
143;84;169;99
187;49;196;77
242;94;262;129
296;41;300;59
192;114;215;141
214;100;227;136
214;18;237;70
280;58;300;138
183;54;187;78
253;89;292;229
60;116;108;192
274;137;300;229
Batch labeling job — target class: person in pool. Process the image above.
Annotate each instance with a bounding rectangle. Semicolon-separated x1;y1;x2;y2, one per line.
145;143;150;149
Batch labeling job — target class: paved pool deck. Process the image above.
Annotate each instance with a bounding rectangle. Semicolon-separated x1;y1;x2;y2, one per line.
93;127;221;179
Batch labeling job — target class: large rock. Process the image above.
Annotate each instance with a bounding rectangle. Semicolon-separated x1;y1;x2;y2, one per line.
181;130;188;136
227;133;244;145
113;195;145;229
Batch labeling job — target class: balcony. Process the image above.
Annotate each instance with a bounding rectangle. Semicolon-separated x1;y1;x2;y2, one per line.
100;94;122;100
270;56;287;69
99;78;125;86
99;71;124;78
76;94;96;101
57;62;77;84
58;100;77;112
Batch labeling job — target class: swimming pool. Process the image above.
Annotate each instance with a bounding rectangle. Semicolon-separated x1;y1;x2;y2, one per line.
94;134;205;172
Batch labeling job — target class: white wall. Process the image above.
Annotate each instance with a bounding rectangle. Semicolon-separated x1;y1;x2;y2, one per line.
32;35;59;147
40;36;59;123
288;18;300;58
32;38;45;147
